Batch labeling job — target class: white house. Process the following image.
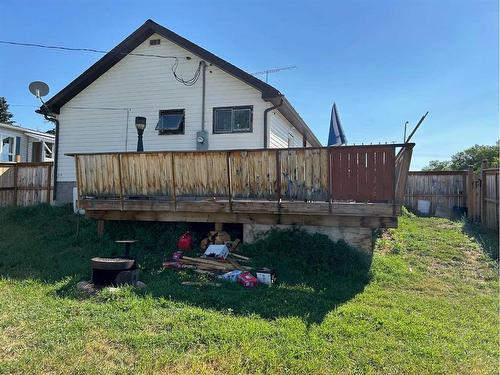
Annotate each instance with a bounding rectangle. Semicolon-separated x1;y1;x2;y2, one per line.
41;19;321;203
0;123;55;163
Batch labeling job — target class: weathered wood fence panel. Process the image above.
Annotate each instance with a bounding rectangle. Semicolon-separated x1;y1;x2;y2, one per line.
0;163;53;207
280;148;329;201
120;152;173;198
404;171;467;216
404;166;498;231
0;164;15;207
482;169;499;230
78;155;120;198
174;151;229;198
74;144;413;205
230;150;277;199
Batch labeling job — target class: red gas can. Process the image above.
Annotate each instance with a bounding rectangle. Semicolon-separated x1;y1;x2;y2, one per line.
177;232;193;251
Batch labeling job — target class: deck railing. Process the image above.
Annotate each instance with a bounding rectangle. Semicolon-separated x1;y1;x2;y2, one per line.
72;144;414;206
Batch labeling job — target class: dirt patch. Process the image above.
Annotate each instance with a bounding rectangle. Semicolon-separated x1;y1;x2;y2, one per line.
376;230;396;255
435;222;459;230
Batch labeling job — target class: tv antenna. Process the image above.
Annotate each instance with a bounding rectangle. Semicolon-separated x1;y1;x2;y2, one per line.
251;66;297;83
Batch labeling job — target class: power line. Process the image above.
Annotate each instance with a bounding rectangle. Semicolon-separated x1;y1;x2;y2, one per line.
10;104;130;111
0;40;187;59
1;40;203;86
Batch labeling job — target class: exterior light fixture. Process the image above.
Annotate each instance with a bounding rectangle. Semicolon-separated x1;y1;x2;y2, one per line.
135;116;146;152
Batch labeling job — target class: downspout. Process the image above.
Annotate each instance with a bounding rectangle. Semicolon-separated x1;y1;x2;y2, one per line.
36;108;59;202
201;61;207;130
263;97;283;149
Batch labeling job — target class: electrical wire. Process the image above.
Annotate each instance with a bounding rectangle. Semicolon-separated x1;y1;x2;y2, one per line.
10;104;130;111
0;40;184;59
1;40;203;86
172;59;202;86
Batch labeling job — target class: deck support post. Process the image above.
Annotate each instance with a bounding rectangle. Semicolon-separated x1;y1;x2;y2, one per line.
214;222;224;232
97;220;105;238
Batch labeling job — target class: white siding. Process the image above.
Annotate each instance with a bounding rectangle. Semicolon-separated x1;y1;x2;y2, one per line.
57;33;276;182
268;110;303;149
0;127;28;162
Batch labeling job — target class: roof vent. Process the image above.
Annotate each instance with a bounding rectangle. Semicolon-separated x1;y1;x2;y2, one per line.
149;39;161;46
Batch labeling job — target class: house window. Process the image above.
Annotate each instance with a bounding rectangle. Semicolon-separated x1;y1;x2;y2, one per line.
0;136;15;162
156;109;185;135
44;142;54;161
213;106;252;133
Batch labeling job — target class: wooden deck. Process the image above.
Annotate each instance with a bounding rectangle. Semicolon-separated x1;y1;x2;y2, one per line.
70;144;414;230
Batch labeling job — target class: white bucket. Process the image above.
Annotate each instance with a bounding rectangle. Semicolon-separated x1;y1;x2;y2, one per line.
417;199;431;215
73;187;85;215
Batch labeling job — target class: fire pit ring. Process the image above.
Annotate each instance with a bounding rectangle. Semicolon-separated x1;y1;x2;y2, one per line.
91;257;135;271
91;257;138;286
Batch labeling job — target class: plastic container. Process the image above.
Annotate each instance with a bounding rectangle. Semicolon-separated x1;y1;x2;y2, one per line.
178;232;193;251
417;200;431;215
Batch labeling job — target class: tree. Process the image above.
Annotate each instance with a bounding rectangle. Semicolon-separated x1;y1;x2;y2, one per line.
422;143;499;172
449;144;499;171
422;160;452;171
0;97;14;124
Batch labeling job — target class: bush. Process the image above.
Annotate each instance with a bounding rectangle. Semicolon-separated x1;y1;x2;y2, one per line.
241;227;372;286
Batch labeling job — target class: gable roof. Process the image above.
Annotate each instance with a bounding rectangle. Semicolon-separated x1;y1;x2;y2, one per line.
0;123;55;141
43;19;321;146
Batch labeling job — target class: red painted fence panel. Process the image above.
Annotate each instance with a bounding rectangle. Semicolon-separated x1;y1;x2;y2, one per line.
330;146;395;202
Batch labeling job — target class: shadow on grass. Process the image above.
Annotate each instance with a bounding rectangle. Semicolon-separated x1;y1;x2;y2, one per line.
461;220;499;261
0;205;372;324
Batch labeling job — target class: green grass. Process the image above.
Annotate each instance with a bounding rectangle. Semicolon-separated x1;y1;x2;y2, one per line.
0;205;498;374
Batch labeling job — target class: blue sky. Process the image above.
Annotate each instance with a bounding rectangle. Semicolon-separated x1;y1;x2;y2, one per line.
0;0;498;169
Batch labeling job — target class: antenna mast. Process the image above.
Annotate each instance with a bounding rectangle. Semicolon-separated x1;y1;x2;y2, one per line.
251;66;297;83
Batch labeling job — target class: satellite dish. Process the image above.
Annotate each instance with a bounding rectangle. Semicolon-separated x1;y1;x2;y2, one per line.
29;81;50;98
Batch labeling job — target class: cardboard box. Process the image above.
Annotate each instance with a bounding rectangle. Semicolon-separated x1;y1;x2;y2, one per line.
204;244;229;259
218;270;243;282
256;269;276;285
237;272;258;288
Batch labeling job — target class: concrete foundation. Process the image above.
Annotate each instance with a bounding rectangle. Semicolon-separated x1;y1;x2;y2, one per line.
243;223;374;252
55;181;76;205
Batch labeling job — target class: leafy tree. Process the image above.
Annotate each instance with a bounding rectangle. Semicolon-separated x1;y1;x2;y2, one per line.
449;144;499;171
422;143;499;172
422;160;452;171
0;97;14;124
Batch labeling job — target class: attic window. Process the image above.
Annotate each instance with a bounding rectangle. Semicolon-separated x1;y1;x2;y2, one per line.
149;39;161;46
156;109;185;135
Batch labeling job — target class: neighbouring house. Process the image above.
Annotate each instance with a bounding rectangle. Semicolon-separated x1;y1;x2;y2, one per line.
0;123;55;163
40;19;321;203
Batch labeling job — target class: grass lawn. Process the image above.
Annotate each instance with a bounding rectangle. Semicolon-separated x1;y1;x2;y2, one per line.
0;205;498;374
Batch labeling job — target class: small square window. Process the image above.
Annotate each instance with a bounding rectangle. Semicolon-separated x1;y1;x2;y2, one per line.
156;110;185;135
213;106;253;134
149;39;161;46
